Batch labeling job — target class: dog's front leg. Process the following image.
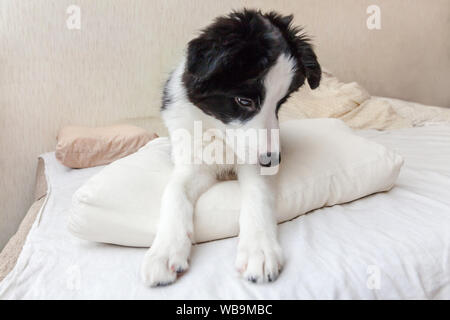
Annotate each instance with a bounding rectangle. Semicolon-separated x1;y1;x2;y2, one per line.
141;165;215;287
236;164;283;283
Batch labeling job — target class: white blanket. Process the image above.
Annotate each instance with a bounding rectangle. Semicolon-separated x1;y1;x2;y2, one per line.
1;126;449;299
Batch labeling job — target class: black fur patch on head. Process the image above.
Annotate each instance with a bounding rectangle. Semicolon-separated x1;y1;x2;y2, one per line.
181;9;321;124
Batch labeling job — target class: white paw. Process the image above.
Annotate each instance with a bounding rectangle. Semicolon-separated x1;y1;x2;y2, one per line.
235;236;283;284
140;237;191;287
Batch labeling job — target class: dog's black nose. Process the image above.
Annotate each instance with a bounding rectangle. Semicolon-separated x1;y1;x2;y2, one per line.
258;152;281;167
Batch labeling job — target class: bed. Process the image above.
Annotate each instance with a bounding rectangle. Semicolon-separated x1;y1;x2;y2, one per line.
0;97;449;299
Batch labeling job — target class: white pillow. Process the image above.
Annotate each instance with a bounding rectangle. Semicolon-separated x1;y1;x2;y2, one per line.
68;119;403;247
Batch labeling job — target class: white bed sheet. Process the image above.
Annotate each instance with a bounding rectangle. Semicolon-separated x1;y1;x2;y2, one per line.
0;125;449;299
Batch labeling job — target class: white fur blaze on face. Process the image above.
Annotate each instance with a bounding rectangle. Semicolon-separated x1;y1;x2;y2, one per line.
245;54;296;161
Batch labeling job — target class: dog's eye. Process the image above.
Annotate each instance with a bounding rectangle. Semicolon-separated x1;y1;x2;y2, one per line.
234;97;255;109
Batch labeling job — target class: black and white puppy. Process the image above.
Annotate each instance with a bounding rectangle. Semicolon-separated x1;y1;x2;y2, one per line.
141;9;321;286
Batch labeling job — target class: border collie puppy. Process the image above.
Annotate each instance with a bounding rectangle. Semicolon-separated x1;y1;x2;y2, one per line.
141;9;321;286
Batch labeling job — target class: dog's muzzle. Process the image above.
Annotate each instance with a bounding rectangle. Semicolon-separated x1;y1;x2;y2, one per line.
258;152;281;167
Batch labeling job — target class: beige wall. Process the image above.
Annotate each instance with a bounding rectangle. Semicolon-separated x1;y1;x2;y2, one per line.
1;0;449;249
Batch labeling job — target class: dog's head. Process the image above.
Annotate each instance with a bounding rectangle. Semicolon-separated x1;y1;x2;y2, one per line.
183;9;321;167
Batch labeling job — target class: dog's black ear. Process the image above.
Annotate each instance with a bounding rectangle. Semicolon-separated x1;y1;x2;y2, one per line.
279;14;294;27
186;38;228;81
264;11;321;89
265;11;294;29
299;42;321;89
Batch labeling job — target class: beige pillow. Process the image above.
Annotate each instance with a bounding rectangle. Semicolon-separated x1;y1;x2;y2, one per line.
279;70;410;130
56;124;157;168
279;70;371;122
